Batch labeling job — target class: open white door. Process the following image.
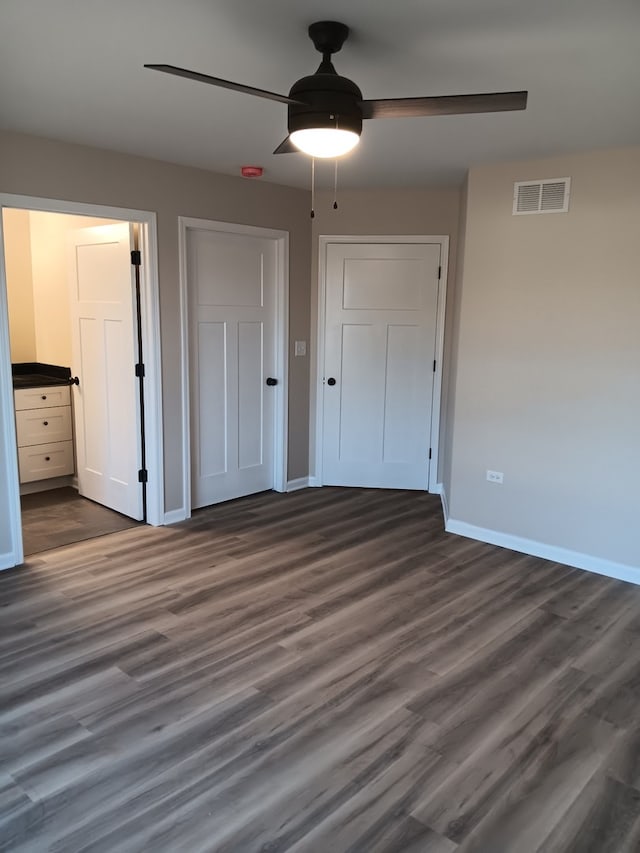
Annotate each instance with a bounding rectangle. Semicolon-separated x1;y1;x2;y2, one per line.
187;225;280;509
68;223;142;520
321;241;441;489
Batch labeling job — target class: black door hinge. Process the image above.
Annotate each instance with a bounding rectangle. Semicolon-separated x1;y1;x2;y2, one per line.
438;265;442;279
138;468;148;483
428;448;432;460
131;250;141;266
135;363;145;378
433;359;437;372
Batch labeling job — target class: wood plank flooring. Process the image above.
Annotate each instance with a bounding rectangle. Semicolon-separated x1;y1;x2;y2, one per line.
20;487;139;556
2;486;640;852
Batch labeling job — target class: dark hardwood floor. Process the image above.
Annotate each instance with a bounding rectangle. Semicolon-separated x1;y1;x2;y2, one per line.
20;487;139;556
2;487;640;852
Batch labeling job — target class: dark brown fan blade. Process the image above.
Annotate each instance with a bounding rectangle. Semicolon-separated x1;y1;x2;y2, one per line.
360;91;528;120
273;137;298;154
144;64;302;106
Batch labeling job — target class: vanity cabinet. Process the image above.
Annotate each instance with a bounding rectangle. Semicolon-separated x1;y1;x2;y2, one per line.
14;385;75;483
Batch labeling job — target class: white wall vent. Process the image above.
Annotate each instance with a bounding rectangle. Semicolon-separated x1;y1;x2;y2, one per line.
513;178;571;215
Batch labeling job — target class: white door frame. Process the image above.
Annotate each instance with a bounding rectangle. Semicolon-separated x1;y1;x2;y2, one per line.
178;217;289;519
315;234;449;493
0;193;164;569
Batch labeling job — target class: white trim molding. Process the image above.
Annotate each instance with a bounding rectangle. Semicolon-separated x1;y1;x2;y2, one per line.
178;217;289;520
136;211;164;527
286;477;309;492
445;516;640;587
0;217;22;566
0;193;164;570
163;508;188;525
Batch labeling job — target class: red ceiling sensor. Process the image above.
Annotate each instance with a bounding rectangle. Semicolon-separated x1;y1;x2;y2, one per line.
241;165;263;178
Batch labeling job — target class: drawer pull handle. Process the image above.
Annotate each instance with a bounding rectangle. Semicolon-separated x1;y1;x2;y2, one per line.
43;421;48;426
45;456;51;461
41;395;47;400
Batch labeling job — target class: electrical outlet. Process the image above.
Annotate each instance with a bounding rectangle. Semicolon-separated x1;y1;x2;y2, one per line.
486;470;504;484
294;340;307;357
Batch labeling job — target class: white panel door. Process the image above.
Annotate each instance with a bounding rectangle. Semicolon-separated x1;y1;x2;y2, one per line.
188;227;277;508
322;242;441;489
69;223;142;519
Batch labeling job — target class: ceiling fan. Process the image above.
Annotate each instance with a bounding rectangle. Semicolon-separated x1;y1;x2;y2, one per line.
145;20;527;159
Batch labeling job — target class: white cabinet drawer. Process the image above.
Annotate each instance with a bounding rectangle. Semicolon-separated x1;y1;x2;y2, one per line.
14;385;70;411
18;441;74;483
15;406;72;447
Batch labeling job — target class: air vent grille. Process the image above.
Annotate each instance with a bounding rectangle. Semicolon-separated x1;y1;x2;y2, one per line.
513;178;570;215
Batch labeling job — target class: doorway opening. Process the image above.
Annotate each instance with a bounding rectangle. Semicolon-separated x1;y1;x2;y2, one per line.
0;195;164;569
20;487;140;557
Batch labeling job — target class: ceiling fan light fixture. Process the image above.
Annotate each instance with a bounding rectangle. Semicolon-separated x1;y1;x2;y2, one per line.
146;20;528;162
289;127;360;158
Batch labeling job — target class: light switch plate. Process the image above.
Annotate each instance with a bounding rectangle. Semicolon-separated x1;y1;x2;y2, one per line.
294;340;307;357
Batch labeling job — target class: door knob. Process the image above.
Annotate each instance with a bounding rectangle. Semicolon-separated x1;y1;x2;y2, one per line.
266;377;278;386
327;377;336;386
69;376;80;386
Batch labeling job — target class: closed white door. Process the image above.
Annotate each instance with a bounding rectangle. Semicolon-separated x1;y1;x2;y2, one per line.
68;223;142;519
188;226;278;509
321;242;441;489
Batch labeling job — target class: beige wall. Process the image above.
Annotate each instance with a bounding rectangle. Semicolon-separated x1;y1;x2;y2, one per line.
447;147;640;568
3;210;118;368
3;209;36;362
309;186;462;481
29;212;115;367
0;131;312;539
29;211;73;366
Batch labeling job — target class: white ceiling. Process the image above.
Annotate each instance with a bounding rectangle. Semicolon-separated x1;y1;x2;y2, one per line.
1;0;639;190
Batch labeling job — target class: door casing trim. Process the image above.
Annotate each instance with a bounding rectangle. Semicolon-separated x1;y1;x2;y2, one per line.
178;217;289;519
0;193;164;570
314;234;449;493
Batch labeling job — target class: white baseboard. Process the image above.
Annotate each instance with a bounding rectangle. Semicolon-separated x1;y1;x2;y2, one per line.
304;479;440;492
445;516;640;587
286;477;309;492
163;508;188;525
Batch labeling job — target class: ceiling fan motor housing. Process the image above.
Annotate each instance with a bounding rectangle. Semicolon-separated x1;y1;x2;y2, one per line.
287;72;363;138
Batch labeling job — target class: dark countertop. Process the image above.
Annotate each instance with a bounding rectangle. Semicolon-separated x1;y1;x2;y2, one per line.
12;362;72;390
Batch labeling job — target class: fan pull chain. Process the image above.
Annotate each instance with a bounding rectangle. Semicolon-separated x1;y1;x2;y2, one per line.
310;158;315;219
333;160;339;210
